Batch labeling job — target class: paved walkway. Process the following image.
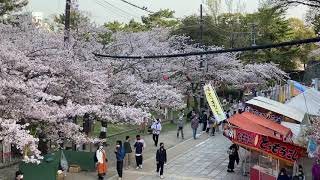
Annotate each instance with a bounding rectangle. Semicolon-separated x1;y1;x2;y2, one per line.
66;125;248;180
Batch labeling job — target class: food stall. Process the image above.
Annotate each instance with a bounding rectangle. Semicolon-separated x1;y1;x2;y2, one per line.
224;113;306;180
245;96;306;124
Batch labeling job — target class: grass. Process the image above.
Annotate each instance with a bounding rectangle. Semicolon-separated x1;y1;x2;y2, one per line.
101;121;178;148
92;122;138;137
76;105;192;148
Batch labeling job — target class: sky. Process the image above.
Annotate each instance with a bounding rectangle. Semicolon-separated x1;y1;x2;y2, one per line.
26;0;307;25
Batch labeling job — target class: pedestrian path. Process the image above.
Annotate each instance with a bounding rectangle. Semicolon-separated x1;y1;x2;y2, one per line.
66;126;248;180
108;133;247;180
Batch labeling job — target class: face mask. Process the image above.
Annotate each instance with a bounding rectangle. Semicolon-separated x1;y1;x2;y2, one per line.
116;145;120;147
19;175;23;179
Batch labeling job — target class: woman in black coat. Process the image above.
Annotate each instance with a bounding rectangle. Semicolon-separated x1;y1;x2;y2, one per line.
277;168;290;180
227;144;240;173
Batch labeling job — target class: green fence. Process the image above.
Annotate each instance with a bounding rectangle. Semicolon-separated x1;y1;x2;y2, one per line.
19;150;95;180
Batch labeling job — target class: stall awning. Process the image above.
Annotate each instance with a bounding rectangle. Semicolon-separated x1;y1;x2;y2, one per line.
286;88;320;117
224;127;306;164
241;112;292;138
246;96;306;123
228;113;278;139
281;122;301;140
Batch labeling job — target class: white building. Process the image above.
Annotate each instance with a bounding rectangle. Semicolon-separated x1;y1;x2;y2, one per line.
9;12;44;27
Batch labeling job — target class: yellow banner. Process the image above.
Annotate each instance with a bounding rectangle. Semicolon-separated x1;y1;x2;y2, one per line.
204;84;226;122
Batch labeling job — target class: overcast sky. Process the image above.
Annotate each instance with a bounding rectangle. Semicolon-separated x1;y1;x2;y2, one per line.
26;0;307;24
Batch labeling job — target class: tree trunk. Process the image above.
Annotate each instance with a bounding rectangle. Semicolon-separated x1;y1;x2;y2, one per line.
193;95;199;113
99;121;107;139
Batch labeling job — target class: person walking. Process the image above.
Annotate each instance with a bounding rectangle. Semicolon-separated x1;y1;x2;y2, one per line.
187;110;195;122
114;141;125;180
201;110;208;132
96;144;108;180
176;111;184;139
277;168;290;180
206;113;213;134
123;136;133;170
293;165;305;180
134;135;145;169
232;101;238;115
151;119;162;147
139;117;148;134
238;100;244;114
227;144;239;173
191;112;199;140
211;117;218;136
156;142;167;179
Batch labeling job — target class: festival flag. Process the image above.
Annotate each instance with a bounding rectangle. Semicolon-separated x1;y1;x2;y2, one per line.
289;81;294;98
204;84;226;122
288;80;306;96
279;86;285;103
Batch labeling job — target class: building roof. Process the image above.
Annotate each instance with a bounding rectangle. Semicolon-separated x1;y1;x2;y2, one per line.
241;112;292;138
246;96;306;123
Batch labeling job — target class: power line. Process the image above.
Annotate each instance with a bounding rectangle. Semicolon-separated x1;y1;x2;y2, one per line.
100;0;141;18
94;0;140;19
109;0;142;17
93;37;320;59
93;0;127;19
119;0;154;13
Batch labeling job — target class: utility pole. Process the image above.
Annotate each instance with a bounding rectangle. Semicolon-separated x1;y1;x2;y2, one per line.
200;3;204;69
249;23;257;46
249;23;257;62
230;33;234;48
199;3;205;112
64;0;71;43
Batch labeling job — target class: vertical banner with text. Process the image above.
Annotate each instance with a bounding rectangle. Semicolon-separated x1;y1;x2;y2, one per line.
204;84;226;122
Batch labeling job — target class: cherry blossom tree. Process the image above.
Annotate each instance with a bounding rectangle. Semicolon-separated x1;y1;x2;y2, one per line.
0;19;184;163
100;28;287;108
0;0;28;16
308;117;320;141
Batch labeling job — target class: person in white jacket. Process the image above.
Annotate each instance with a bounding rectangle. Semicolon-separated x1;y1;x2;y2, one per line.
96;144;108;180
151;119;162;147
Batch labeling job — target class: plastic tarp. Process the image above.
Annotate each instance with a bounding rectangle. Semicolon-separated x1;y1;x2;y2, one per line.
281;122;301;140
241;112;292;138
19;150;95;180
246;96;306;123
288;80;307;94
286;88;320;117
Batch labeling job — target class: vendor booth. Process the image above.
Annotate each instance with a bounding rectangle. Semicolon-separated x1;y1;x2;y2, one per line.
245;96;306;124
224;112;306;180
